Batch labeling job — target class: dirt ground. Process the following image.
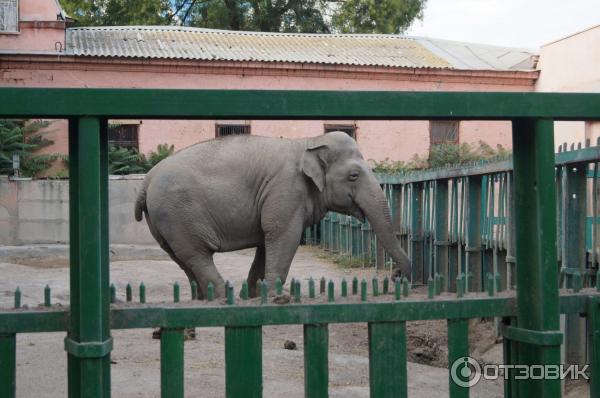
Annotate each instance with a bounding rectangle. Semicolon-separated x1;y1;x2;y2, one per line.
0;245;588;397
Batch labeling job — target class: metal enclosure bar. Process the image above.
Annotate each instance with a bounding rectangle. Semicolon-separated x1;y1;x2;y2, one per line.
304;324;329;398
511;119;561;397
66;118;112;398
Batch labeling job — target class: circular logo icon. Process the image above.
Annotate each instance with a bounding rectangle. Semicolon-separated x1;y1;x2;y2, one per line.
450;356;482;388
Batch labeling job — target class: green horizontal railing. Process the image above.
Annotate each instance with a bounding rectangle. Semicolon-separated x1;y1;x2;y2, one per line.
1;88;600;120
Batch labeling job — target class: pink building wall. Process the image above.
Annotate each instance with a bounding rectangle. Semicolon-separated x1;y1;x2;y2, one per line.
0;0;66;52
0;0;538;173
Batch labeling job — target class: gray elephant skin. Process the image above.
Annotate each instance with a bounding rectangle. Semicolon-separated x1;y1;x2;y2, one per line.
135;131;411;298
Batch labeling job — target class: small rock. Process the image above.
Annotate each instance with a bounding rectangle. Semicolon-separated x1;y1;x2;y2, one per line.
284;340;297;350
272;295;291;304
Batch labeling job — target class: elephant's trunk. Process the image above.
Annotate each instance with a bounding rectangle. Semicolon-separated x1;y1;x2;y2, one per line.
355;174;412;280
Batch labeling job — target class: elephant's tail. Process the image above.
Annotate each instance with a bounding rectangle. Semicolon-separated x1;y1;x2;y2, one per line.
134;180;148;222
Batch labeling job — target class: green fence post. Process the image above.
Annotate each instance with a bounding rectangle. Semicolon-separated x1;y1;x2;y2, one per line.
434;179;449;292
465;175;482;292
304;324;328;398
447;318;469;398
225;327;262;398
368;322;407;398
512;118;561;397
410;182;424;284
0;333;16;398
588;296;600;398
160;328;185;398
66;117;112;398
563;161;587;365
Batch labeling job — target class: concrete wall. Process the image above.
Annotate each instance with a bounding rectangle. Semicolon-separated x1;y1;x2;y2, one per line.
0;176;155;245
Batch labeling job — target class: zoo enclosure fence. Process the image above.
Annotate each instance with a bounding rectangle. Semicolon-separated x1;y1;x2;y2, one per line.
0;89;599;398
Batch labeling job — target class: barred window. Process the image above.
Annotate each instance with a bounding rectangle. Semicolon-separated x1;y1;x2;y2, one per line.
108;124;139;150
0;0;18;33
216;124;251;137
430;120;459;145
324;124;356;139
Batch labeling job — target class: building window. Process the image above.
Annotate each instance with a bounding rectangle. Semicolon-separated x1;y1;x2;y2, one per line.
430;120;459;145
0;0;18;33
108;123;139;150
216;123;251;137
324;124;356;139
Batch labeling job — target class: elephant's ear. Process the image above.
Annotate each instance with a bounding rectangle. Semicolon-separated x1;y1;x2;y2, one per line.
301;144;327;192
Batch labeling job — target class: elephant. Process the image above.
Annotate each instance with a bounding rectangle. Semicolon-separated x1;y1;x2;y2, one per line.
134;131;411;298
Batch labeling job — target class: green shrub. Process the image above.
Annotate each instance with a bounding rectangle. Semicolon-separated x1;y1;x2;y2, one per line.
0;119;63;177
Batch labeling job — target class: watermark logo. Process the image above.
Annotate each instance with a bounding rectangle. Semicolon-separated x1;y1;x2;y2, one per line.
450;356;482;387
450;357;589;387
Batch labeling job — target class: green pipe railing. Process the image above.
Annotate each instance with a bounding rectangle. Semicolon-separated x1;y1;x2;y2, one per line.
1;88;600;398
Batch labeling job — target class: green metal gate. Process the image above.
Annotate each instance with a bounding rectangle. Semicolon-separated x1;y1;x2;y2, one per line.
1;88;600;397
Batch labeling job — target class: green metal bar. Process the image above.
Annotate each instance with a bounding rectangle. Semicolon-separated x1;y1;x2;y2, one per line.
0;333;16;398
303;324;328;398
465;176;482;292
67;117;111;398
411;182;424;284
588;296;600;398
2;89;600;120
434;179;449;291
160;328;185;398
563;162;588;365
368;322;407;398
225;327;262;398
512;118;561;397
447;318;469;398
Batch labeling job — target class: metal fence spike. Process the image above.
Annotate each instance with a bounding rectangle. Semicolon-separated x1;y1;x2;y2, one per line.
44;285;51;307
341;278;348;297
352;277;358;295
328;280;335;302
361;279;368;302
260;280;268;304
383;276;389;294
14;287;21;309
294;280;301;303
190;281;198;300
308;277;315;298
110;283;116;304
402;277;409;297
372;277;379;297
126;283;132;302
226;281;235;305
320;277;326;295
275;278;283;295
241;280;249;300
207;282;214;302
139;282;146;304
427;277;434;299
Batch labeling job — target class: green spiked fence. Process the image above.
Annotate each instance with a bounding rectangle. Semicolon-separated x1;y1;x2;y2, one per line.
1;88;600;398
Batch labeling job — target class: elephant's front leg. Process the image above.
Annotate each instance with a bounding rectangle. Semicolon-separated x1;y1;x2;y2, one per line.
262;214;304;295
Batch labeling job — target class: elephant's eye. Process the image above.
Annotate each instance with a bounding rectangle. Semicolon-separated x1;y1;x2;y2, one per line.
348;172;359;181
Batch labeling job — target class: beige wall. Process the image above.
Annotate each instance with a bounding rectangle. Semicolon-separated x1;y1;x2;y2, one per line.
535;25;600;149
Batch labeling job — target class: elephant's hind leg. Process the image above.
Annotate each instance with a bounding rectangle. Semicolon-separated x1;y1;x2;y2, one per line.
182;252;226;299
247;245;265;297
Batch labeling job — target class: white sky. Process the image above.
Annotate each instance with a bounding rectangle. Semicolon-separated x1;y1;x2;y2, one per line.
405;0;600;49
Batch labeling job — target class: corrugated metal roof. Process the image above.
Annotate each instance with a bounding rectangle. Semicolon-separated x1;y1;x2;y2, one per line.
65;26;536;71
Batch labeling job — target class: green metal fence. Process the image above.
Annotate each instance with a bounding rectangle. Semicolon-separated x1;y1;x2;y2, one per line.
316;142;600;294
1;88;600;398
